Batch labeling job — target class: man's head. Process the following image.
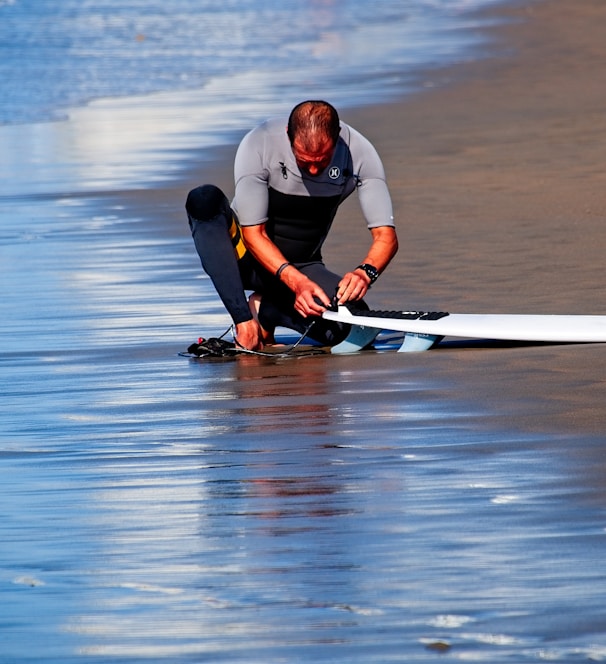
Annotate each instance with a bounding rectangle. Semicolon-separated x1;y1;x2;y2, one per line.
287;100;340;176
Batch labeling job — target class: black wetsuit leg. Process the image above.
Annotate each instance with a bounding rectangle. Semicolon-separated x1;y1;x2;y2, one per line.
186;184;262;324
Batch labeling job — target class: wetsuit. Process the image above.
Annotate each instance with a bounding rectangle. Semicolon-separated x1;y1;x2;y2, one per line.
187;117;394;344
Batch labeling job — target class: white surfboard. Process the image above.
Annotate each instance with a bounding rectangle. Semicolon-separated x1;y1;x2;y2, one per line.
323;306;606;353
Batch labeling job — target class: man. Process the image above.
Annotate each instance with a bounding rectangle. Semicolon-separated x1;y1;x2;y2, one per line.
186;100;398;350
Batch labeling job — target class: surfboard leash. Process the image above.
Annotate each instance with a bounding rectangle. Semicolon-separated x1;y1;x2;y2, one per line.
181;320;324;359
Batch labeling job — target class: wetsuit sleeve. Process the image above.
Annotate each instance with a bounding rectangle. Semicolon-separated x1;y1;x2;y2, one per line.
352;131;395;229
232;128;270;227
358;178;394;228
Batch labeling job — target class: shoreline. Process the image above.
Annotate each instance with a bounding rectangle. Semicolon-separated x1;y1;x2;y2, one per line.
9;0;603;439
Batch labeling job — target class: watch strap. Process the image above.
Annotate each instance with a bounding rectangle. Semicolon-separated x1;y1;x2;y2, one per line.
356;263;379;284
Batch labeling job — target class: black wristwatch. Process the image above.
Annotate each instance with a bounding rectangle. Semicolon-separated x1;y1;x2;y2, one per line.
356;263;379;284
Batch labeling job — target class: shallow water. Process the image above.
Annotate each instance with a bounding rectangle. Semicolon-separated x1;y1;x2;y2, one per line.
3;188;606;663
0;0;503;199
0;0;501;126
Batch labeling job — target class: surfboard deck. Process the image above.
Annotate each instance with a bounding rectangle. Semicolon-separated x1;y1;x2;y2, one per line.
323;306;606;353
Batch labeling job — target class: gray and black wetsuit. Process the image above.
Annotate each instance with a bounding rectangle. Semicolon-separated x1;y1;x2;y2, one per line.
187;117;394;345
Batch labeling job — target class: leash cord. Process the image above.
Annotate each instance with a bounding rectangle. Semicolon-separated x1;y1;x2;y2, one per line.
232;320;319;356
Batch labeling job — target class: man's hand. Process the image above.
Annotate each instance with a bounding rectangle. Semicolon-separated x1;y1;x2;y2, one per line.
335;226;399;304
290;274;332;317
335;270;371;305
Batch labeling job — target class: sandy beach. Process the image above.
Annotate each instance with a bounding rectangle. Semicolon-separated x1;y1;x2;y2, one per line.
3;1;606;661
324;0;606;310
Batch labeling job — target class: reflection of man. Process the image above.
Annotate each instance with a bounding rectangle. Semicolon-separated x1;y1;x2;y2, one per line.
186;100;398;350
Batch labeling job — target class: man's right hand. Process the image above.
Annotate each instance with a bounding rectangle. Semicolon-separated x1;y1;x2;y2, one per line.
240;224;331;318
289;273;332;318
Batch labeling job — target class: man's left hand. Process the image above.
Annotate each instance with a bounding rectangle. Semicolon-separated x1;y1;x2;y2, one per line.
335;270;371;304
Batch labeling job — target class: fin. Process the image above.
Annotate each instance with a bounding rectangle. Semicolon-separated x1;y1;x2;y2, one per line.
397;333;443;353
331;324;380;354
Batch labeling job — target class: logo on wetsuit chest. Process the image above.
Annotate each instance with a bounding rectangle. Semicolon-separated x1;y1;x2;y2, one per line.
328;166;340;179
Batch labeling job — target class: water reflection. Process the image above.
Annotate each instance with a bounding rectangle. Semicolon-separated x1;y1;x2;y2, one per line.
192;354;337;434
55;352;446;660
6;322;606;662
4;184;606;662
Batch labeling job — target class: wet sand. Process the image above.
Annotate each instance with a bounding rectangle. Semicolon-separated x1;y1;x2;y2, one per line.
339;0;606;316
4;1;606;662
358;0;606;437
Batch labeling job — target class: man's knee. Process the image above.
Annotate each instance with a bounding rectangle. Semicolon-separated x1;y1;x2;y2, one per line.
186;184;231;223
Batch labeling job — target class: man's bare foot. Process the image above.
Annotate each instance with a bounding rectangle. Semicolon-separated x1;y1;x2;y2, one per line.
234;319;264;351
248;293;276;344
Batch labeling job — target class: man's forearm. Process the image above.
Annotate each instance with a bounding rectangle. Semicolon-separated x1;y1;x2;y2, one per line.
360;226;399;274
241;224;290;277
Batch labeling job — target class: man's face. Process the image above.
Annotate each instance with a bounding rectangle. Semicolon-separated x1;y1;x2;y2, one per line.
291;136;336;176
